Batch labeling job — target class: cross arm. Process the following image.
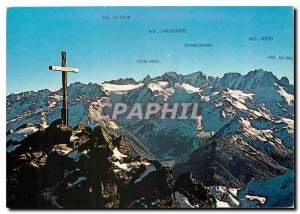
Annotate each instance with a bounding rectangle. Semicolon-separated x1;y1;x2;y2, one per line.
49;65;79;73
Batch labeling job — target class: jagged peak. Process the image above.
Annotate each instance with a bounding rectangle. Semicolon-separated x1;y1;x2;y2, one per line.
221;72;242;79
142;74;152;84
246;69;277;80
184;70;207;78
69;81;87;87
156;71;182;79
164;71;181;76
218;69;283;91
104;77;138;85
6;89;52;101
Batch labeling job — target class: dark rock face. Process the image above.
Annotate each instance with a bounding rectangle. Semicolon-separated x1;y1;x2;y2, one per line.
142;75;152;84
280;76;289;86
104;78;138;85
7;121;215;209
120;164;174;208
173;173;216;208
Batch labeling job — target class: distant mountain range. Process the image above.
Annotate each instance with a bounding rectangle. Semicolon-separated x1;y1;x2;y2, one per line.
6;69;294;207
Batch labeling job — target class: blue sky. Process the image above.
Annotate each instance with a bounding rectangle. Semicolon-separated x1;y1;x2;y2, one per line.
7;7;294;94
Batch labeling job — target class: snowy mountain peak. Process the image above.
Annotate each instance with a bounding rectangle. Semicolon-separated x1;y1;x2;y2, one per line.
182;71;214;87
154;71;183;83
246;69;277;81
186;71;208;79
218;69;291;92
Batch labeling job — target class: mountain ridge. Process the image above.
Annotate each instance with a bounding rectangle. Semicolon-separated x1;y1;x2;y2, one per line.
7;69;293;97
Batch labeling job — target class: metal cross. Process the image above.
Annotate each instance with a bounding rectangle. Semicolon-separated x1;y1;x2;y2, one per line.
49;52;79;126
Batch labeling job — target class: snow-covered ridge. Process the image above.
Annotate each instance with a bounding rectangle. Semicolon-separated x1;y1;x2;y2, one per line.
275;83;294;106
147;81;175;99
101;83;144;94
224;88;254;103
175;83;201;93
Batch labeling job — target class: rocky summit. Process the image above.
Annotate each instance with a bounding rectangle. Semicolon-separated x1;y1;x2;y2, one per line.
6;120;216;208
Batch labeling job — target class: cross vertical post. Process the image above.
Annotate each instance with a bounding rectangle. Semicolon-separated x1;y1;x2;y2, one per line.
61;52;68;126
49;52;79;126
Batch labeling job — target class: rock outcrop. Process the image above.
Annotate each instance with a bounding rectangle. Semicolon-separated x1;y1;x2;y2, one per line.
7;120;216;209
